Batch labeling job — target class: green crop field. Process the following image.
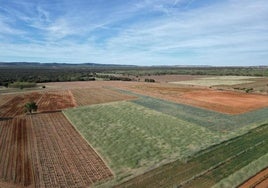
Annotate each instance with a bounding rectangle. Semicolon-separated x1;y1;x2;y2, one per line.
64;95;268;187
213;152;268;188
64;102;225;182
117;123;268;188
117;88;268;132
132;95;268;133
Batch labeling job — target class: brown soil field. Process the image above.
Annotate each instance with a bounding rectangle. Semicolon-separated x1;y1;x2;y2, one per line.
0;113;113;187
43;81;268;114
181;90;268;114
37;90;76;112
44;80;143;89
0;90;76;118
0;92;43;118
31;112;113;187
0;117;34;187
120;83;268;114
71;87;136;106
239;168;268;188
0;94;16;106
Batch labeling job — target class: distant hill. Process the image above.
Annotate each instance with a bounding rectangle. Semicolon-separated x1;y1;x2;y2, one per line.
0;62;137;68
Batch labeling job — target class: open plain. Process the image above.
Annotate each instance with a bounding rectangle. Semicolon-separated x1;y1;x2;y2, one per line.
1;75;268;187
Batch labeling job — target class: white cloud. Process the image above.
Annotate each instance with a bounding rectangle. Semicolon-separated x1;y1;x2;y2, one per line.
0;0;268;65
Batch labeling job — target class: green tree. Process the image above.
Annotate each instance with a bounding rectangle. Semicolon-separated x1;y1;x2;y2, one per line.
25;102;38;114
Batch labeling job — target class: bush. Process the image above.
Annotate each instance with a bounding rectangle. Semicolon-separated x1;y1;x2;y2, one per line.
145;78;155;82
25;101;38;114
9;82;36;89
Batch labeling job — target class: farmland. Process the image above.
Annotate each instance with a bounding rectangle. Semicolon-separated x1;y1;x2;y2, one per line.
64;102;223;180
0;117;33;187
64;97;268;185
37;90;76;112
0;90;76;118
71;87;136;106
239;167;268;188
120;83;268;114
170;76;257;87
116;123;268;188
0;113;113;187
30;113;113;187
131;94;268;132
1;75;268;187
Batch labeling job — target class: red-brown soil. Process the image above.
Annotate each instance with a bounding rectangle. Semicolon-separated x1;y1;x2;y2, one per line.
0;117;34;187
0;113;113;187
0;90;76;118
239;168;268;188
71;87;136;106
44;80;143;89
0;94;16;106
0;92;42;117
44;81;268;114
181;90;268;114
119;83;268;114
37;90;76;112
30;112;113;187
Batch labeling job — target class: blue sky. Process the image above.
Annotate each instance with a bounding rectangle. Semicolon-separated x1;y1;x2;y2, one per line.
0;0;267;66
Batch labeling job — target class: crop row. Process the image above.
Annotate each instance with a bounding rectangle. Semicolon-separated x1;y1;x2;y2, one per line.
71;87;136;106
37;90;76;112
0;90;75;118
64;101;226;182
0;117;33;186
0;93;42;117
116;123;268;187
0;112;113;187
30;112;113;187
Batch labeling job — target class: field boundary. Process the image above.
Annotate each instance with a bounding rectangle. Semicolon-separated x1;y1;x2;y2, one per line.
62;111;115;179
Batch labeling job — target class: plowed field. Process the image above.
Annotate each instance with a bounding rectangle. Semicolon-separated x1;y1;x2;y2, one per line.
71;88;136;106
0;90;76;118
37;90;76;112
0;92;42;118
0;113;113;187
0;117;34;187
122;84;268;114
31;112;113;187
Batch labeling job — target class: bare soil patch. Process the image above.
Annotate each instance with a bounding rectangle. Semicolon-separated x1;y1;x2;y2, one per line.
37;90;76;112
0;92;42;117
182;90;268;114
37;81;268;114
0;90;76;118
121;83;268;114
0;117;34;187
71;87;136;106
44;80;142;89
31;112;113;187
0;113;113;187
239;168;268;188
